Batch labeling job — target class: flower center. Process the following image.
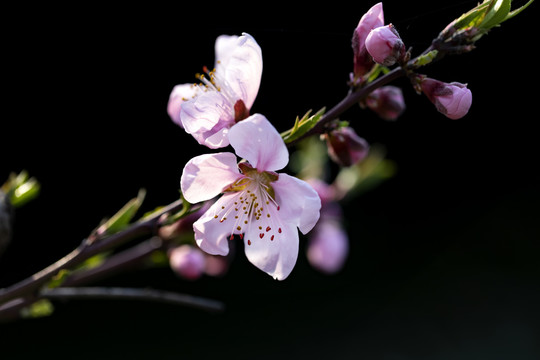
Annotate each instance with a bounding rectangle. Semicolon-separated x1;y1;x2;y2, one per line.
217;163;281;244
189;65;249;122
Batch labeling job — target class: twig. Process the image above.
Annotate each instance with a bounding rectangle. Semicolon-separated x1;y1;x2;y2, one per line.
41;287;225;313
0;198;184;305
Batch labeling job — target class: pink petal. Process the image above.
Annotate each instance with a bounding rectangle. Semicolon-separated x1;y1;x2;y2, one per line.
221;33;263;109
181;152;241;204
228;114;288;171
243;217;298;281
179;91;231;134
272;173;321;234
193;193;239;256
167;84;197;127
307;220;349;274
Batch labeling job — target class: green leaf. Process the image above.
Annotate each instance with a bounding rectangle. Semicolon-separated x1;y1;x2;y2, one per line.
412;50;439;68
480;0;511;29
504;0;535;22
100;188;146;235
1;171;40;208
281;108;325;144
20;299;54;319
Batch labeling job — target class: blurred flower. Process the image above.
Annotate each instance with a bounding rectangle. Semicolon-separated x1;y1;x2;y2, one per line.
352;2;385;79
418;76;472;119
167;33;262;148
365;24;406;67
365;85;406;121
305;179;348;274
169;245;206;280
181;114;321;280
325;126;370;167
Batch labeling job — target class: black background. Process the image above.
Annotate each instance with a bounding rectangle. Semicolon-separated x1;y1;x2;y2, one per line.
1;1;539;359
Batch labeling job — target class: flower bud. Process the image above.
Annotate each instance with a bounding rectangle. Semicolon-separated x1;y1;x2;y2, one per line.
307;220;349;274
169;245;206;280
419;76;472;120
365;24;406;67
325;127;369;167
365;85;406;121
352;2;384;78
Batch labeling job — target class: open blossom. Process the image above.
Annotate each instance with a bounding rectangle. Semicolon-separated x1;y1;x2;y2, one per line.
352;2;384;79
180;114;321;280
167;33;262;148
419;76;472;119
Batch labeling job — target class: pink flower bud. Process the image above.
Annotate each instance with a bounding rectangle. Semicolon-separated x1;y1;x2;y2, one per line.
307;220;349;274
352;2;384;78
366;85;406;121
169;245;206;280
325;127;369;167
419;76;472;120
365;24;406;67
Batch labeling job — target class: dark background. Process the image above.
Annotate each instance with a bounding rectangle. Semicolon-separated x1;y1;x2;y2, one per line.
1;1;539;359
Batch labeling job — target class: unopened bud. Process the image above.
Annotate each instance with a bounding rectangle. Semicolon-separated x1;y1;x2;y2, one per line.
365;85;406;121
325;127;369;167
169;245;206;281
419;76;472;120
352;2;384;78
365;24;406;67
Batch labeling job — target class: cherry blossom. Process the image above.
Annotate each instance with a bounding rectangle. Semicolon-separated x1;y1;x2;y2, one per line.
167;33;263;148
180;114;321;280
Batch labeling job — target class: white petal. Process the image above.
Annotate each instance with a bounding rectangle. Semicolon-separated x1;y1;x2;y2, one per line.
179;91;231;134
167;84;198;127
221;33;263;109
214;35;239;67
243;217;298;281
193;194;238;256
181;152;241;204
228;114;289;171
272;174;321;234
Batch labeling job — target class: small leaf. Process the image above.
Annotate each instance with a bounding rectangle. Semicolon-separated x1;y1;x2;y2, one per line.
282;108;326;144
412;50;439;68
503;0;535;22
20;299;54;319
480;0;511;29
99;188;146;235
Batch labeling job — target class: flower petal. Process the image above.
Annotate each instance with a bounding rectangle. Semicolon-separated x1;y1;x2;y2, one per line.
180;91;231;134
220;33;262;109
181;152;241;204
272;173;321;234
243;218;298;281
214;35;239;66
167;84;198;127
228;114;289;171
193;194;238;256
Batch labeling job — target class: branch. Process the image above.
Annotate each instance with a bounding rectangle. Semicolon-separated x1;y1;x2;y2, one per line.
41;287;225;313
0;198;185;305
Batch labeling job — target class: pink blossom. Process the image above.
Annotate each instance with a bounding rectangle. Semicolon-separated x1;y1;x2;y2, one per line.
180;114;321;280
419;76;472;120
167;33;262;148
365;24;405;67
307;219;349;274
169;245;206;280
352;2;385;78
